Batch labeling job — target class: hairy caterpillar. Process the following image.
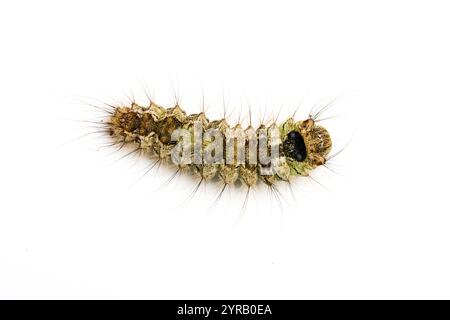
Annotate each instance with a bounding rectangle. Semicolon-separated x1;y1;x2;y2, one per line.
95;96;336;198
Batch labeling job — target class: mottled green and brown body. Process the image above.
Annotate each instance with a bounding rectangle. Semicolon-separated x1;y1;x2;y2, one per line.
108;102;332;187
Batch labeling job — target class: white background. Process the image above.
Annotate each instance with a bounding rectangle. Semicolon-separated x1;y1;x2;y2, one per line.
1;0;449;299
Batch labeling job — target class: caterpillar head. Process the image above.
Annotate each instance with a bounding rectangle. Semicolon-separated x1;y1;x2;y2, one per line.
281;118;332;176
109;105;158;140
110;107;141;133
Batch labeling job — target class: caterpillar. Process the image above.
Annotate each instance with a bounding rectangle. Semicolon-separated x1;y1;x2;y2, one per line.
97;97;335;196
